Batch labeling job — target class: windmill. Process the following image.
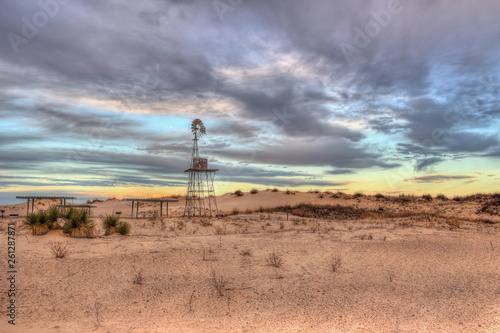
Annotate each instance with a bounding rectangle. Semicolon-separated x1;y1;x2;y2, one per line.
184;119;219;217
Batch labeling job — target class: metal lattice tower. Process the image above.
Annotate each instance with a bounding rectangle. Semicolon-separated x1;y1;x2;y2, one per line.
183;119;219;217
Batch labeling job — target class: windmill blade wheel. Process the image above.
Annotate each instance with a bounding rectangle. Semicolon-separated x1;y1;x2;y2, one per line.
191;118;206;136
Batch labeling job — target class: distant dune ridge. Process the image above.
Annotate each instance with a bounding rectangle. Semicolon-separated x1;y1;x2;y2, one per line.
1;190;499;332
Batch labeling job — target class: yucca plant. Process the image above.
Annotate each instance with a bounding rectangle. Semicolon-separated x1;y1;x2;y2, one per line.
46;205;61;229
117;221;131;235
24;211;50;236
62;206;76;220
63;208;94;238
101;214;120;235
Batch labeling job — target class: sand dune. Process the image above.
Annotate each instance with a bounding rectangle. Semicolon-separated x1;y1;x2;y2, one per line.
1;191;499;332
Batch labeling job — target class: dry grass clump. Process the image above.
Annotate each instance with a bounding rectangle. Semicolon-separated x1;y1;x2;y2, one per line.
271;188;279;192
214;225;227;235
273;203;372;220
87;199;104;204
422;194;433;201
446;218;461;230
133;269;144;285
233;190;244;197
200;219;213;227
310;221;320;233
328;254;342;272
436;194;448;201
211;270;228;297
374;193;385;199
477;199;500;216
250;188;258;194
239;249;253;256
49;241;69;258
266;251;284;268
358;233;374;240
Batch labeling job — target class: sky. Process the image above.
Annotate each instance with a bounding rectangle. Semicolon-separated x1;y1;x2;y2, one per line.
0;0;499;204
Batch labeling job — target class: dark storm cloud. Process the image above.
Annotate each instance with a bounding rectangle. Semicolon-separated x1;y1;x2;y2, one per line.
327;169;355;175
218;84;365;141
414;157;443;172
211;121;261;139
0;0;499;191
0;147;187;175
216;137;399;169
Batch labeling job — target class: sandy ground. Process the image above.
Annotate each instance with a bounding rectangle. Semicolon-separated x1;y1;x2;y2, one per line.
0;191;499;332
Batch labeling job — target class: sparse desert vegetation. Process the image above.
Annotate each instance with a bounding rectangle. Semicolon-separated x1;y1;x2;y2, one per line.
5;192;500;332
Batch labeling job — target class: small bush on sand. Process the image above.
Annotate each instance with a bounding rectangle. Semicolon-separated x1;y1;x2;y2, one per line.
271;188;279;192
117;221;131;235
422;194;433;201
250;188;258;194
211;270;228;297
49;241;68;258
477;199;500;215
214;225;227;235
328;254;342;272
239;249;253;256
446;218;461;230
102;213;130;236
200;219;213;227
102;214;120;235
375;193;385;199
234;190;244;197
266;251;284;268
133;270;144;285
436;194;448;201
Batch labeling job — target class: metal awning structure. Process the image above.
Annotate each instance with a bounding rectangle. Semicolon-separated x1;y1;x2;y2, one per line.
16;196;77;215
122;198;179;218
56;205;97;213
184;168;219;172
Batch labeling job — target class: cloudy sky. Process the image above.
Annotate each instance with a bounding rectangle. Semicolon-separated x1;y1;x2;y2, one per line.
0;0;499;203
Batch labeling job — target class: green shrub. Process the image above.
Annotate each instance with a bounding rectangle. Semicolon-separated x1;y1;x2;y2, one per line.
117;221;131;235
62;206;76;220
436;194;448;200
63;208;94;238
24;211;50;236
102;214;120;235
422;194;433;201
46;205;61;229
